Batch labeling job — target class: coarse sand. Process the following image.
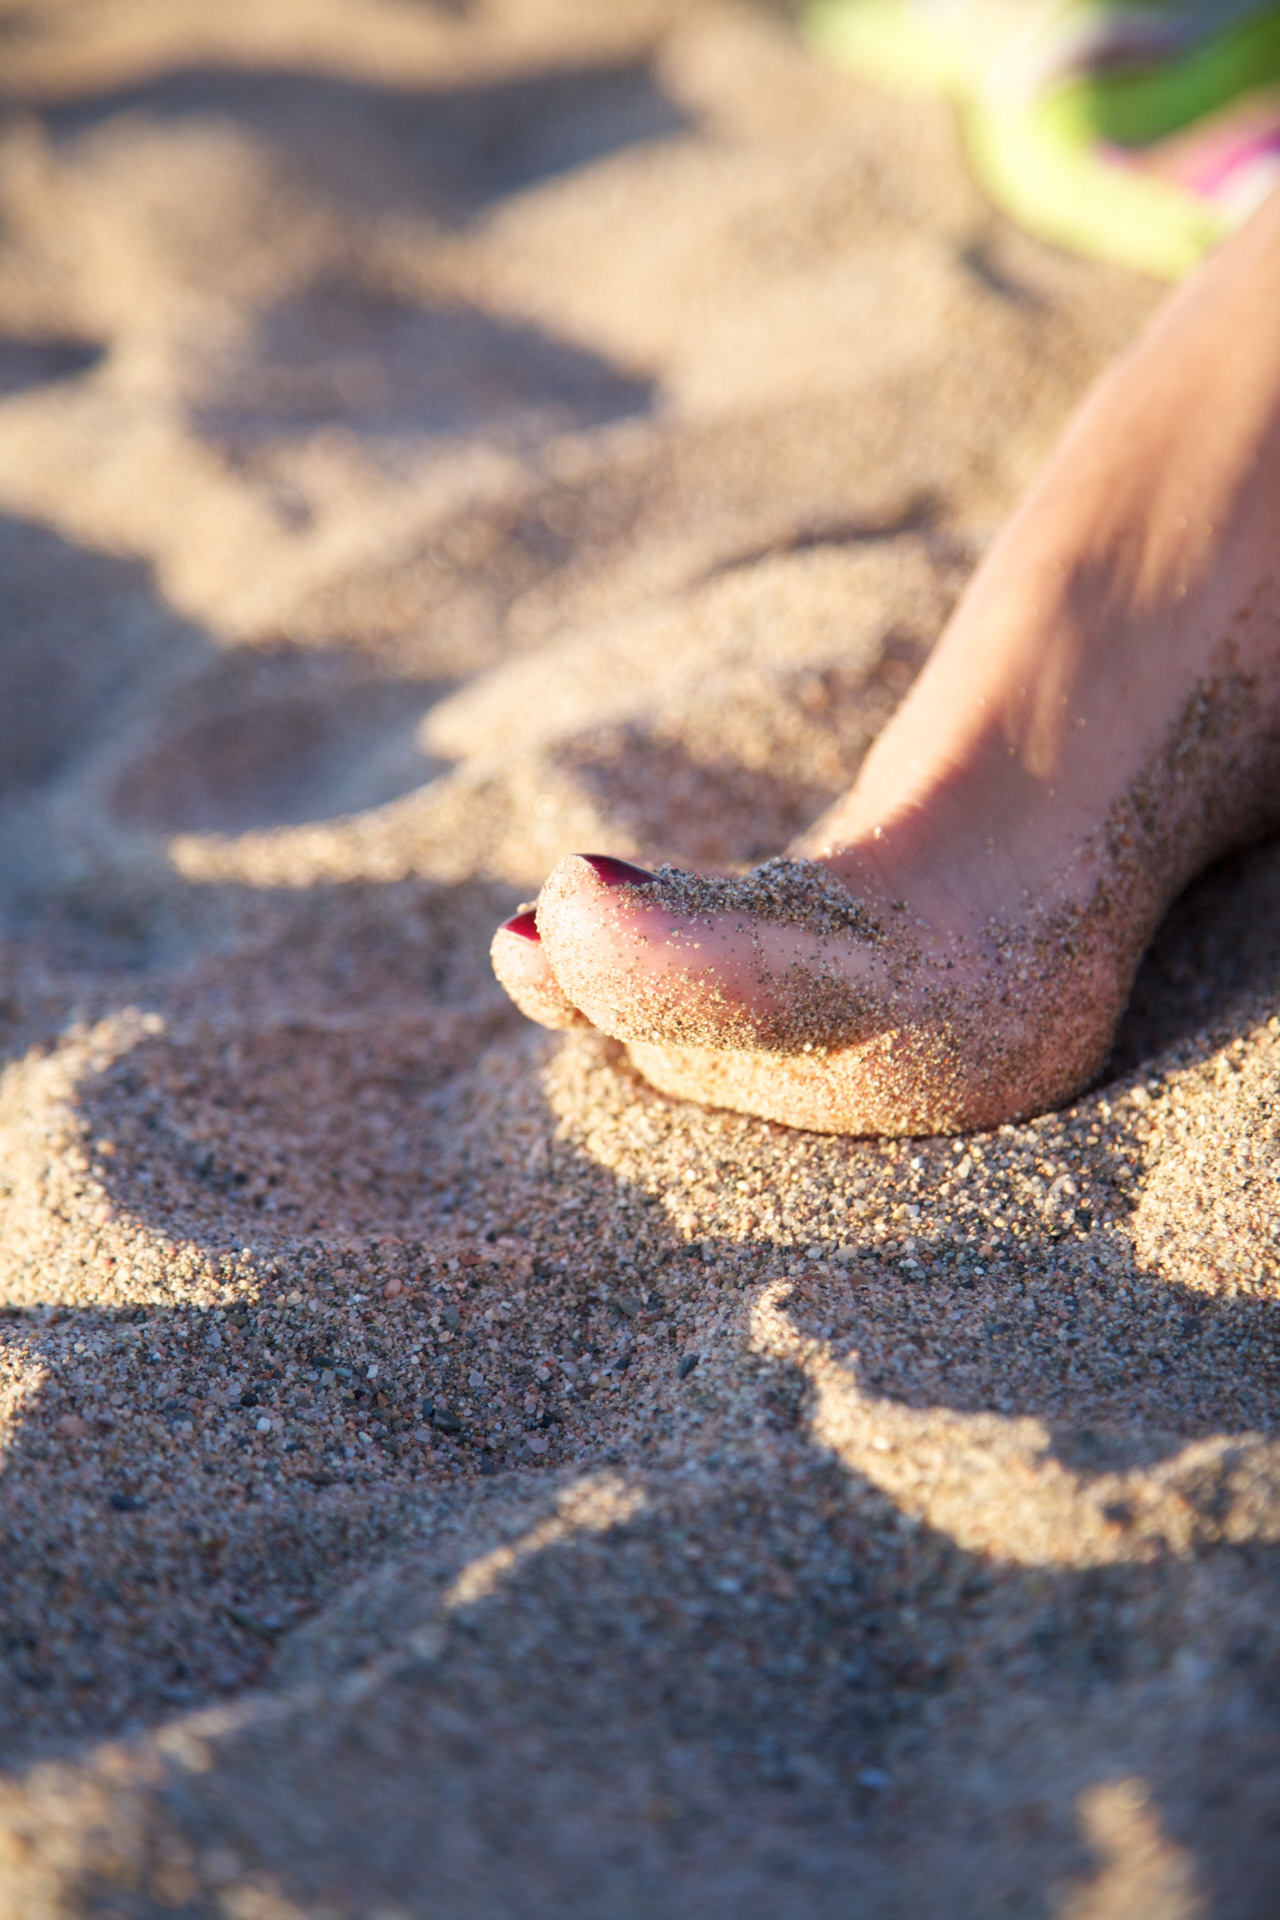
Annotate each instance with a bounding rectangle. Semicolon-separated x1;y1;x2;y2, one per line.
0;1;1278;1914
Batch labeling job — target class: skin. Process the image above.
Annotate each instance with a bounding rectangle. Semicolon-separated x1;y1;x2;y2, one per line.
491;187;1280;1138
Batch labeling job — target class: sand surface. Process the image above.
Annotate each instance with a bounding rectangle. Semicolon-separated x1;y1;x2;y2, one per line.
0;2;1278;1914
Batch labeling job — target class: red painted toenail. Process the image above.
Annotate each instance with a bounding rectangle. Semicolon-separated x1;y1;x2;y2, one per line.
500;910;540;941
579;854;658;886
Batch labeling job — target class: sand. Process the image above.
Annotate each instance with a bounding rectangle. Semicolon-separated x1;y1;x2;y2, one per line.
0;0;1277;1913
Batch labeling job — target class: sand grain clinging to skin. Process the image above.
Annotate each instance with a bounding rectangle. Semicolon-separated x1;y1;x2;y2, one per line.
638;856;885;940
0;0;1278;1912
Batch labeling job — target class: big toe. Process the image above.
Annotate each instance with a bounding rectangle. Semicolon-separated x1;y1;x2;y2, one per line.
536;853;889;1054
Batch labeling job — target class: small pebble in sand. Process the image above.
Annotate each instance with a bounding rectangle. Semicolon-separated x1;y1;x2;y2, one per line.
383;1278;403;1299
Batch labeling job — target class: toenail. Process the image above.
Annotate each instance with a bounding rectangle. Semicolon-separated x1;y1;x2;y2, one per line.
578;854;659;887
500;910;541;941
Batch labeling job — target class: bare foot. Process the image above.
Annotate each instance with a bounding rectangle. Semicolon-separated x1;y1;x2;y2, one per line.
492;191;1280;1136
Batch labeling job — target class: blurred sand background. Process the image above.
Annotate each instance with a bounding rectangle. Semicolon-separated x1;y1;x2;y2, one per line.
0;0;1279;1913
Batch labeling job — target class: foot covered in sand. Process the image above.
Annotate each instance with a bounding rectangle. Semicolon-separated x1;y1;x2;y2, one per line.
492;192;1280;1136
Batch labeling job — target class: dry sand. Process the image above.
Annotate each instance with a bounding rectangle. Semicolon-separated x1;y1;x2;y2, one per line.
0;1;1277;1913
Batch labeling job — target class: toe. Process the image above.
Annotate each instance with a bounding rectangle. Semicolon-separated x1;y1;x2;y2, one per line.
536;853;889;1054
490;909;591;1031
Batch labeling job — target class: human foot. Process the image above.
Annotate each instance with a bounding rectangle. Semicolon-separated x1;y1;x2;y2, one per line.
491;190;1280;1135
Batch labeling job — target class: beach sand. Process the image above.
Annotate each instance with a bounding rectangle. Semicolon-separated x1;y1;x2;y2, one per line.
0;1;1278;1913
